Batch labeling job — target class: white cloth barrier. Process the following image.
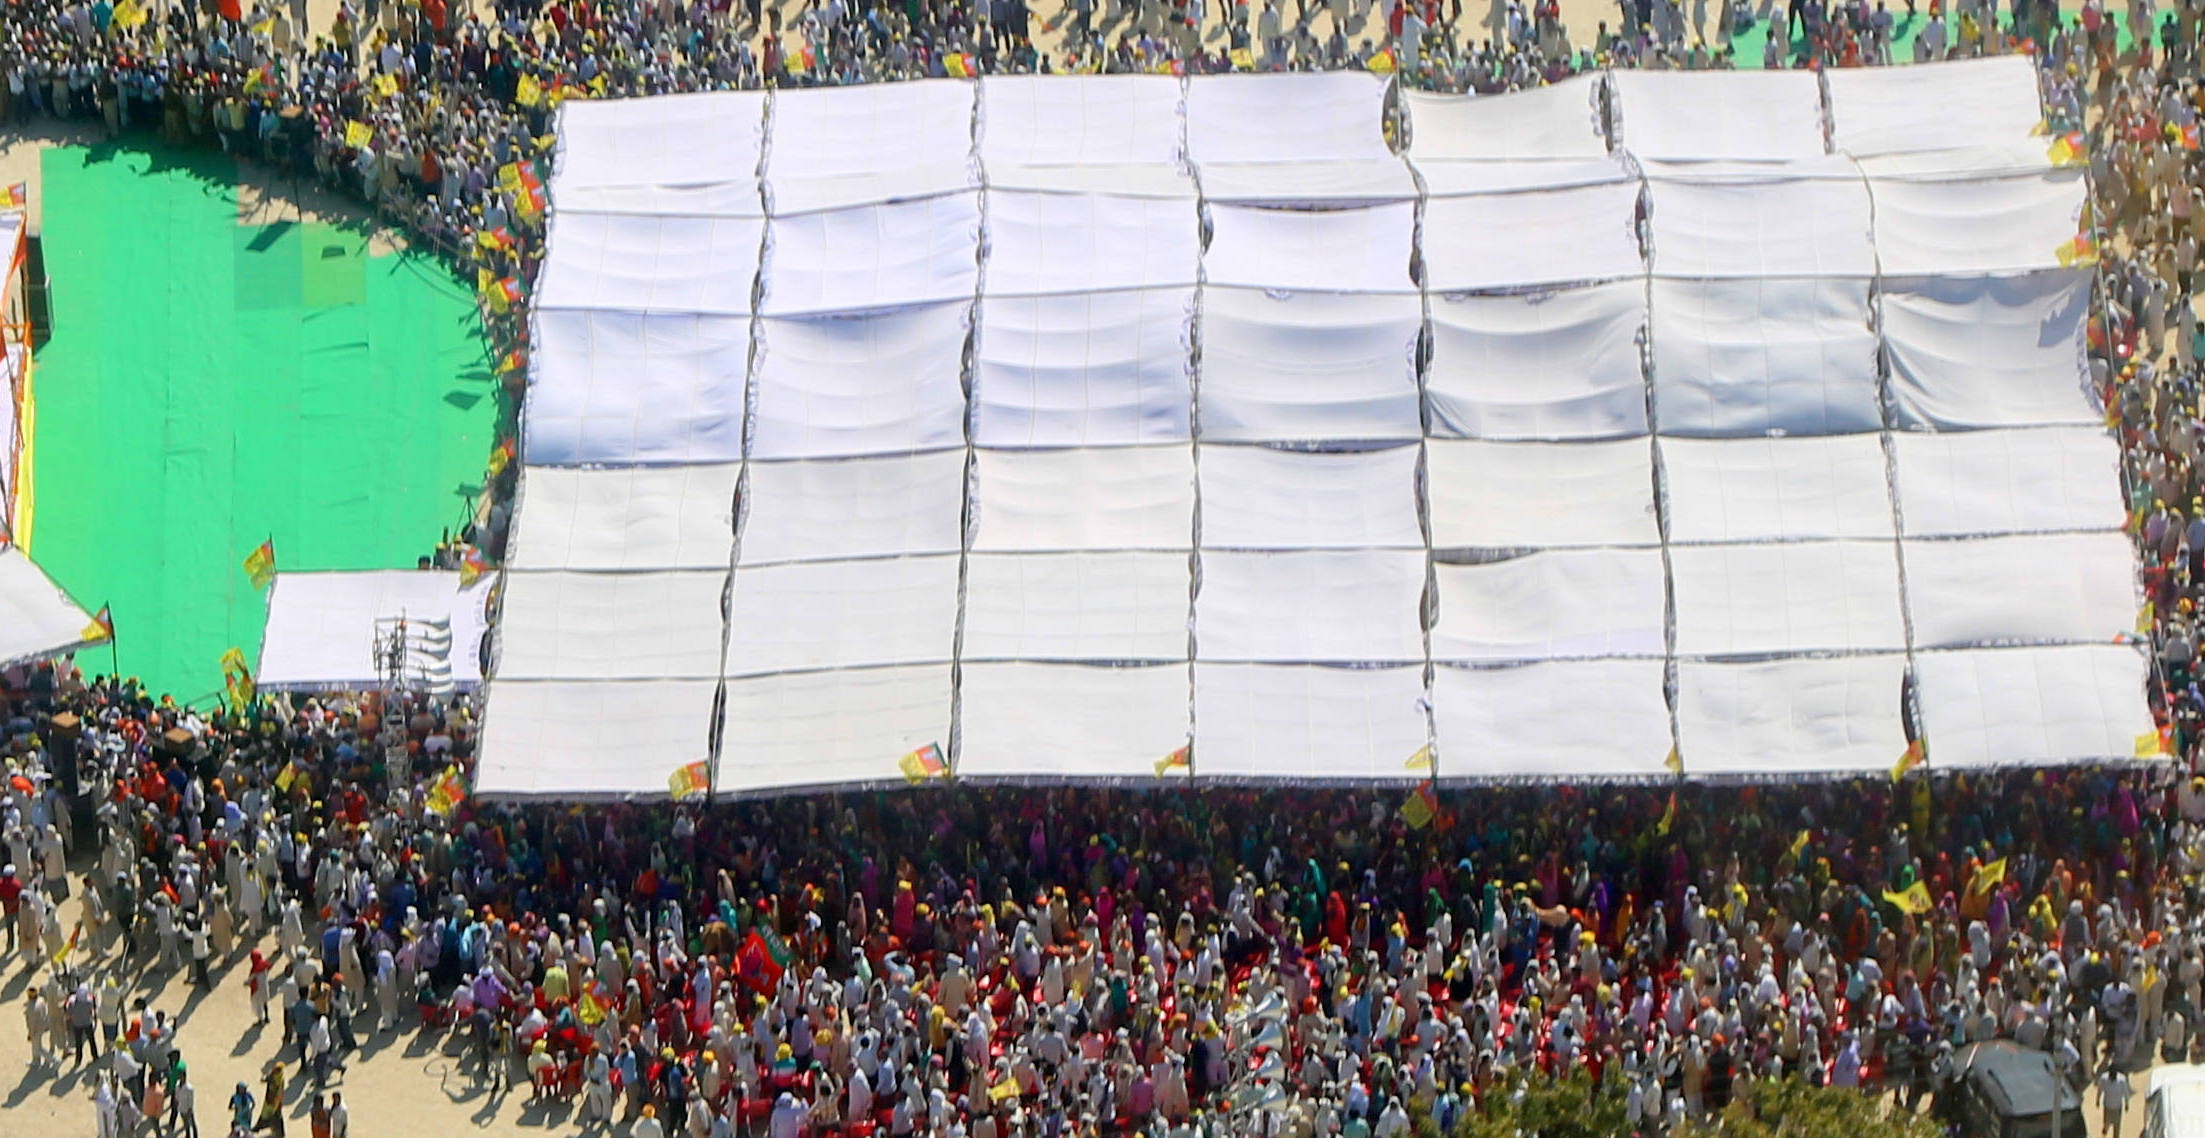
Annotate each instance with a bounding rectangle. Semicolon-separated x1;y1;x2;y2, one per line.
551;92;766;216
1192;663;1430;780
0;547;98;667
534;213;762;314
1647;169;1875;279
956;662;1193;779
1196;290;1422;443
1915;646;2157;768
738;451;967;564
763;80;976;214
487;68;2146;796
477;679;720;797
1660;435;1897;544
1426;438;1660;549
1196;445;1422;550
1869;170;2086;276
970;446;1195;552
1432;661;1674;779
1426;283;1648;441
258;571;491;690
1670;541;1907;656
497;570;727;680
509;464;739;572
1194;550;1426;663
1608;70;1828;162
962;552;1191;662
524;311;749;466
726;556;959;675
749;303;971;460
1676;655;1911;776
1431;550;1667;663
1422;181;1645;291
1884;270;2096;429
1825;56;2044;157
974;290;1194;447
1891;428;2126;537
716;664;952;793
1903;533;2139;649
1651;277;1882;438
1403;77;1608;160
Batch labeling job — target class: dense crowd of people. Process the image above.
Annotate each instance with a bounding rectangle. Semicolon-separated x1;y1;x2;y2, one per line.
2;658;2203;1138
7;0;2205;1134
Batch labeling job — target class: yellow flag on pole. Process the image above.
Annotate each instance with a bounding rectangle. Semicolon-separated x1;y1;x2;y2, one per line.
1882;881;1933;915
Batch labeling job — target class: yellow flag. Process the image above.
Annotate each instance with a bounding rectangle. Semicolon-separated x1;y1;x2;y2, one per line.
1403;744;1434;772
1787;828;1811;861
945;53;970;79
1889;738;1926;782
1229;47;1254;69
1153;745;1190;777
1663;745;1682;775
242;540;276;589
2138;602;2155;636
2047;132;2085;167
219;646;249;675
1399;783;1438;831
1967;858;2007;898
667;760;710;800
898;743;947;784
80;606;114;644
344;120;372;149
1367;48;1397;74
577;985;608;1025
274;761;301;793
2137;730;2171;758
516;74;544;108
112;0;147;28
988;1076;1021;1103
373;72;400;98
1655;790;1677;837
1882;881;1933;915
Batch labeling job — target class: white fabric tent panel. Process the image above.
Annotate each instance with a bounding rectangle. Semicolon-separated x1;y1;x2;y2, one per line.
1870;171;2085;276
979;75;1186;171
1608;70;1828;162
962;552;1191;662
525;310;748;466
970;446;1194;552
476;679;717;797
1426;282;1648;441
1826;56;2044;156
259;571;490;689
1905;533;2139;649
1661;435;1897;543
750;303;970;460
0;547;94;666
1853;141;2055;180
1415;155;1636;197
1404;78;1607;160
1184;72;1393;165
1204;204;1417;293
1885;271;2094;429
1423;182;1644;291
956;663;1191;780
1433;661;1674;778
1192;663;1429;780
1671;541;1907;656
509;464;739;571
983;192;1198;295
534;213;761;314
1196;160;1418;205
1648;175;1874;279
1916;646;2154;768
761;195;980;315
1427;438;1659;548
1197;445;1422;550
738;451;965;564
974;290;1193;447
1197;289;1421;442
717;664;951;793
1651;277;1882;438
1892;427;2125;537
1194;550;1425;663
1677;655;1910;776
764;81;976;213
497;570;726;680
727;555;958;676
551;92;765;216
1432;550;1666;663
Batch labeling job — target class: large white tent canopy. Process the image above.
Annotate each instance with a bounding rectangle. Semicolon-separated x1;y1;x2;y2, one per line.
481;63;2153;799
257;571;492;691
0;546;99;668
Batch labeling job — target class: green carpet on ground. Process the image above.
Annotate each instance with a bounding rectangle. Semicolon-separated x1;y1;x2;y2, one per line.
27;144;495;701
